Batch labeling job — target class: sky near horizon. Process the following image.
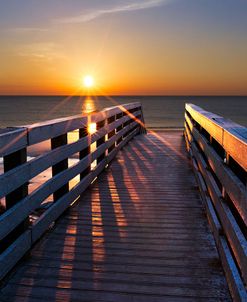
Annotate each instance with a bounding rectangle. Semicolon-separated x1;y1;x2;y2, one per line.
0;0;247;95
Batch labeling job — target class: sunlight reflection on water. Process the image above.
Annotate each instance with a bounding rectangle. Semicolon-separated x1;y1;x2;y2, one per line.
82;97;96;114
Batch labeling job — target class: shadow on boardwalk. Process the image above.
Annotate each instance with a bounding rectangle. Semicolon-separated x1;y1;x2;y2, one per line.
0;131;231;302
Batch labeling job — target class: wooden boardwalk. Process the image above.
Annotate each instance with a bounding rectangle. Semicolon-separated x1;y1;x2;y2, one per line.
0;131;231;301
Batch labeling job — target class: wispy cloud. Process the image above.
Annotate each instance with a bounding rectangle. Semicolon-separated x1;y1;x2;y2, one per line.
7;27;50;33
16;42;66;64
58;0;169;24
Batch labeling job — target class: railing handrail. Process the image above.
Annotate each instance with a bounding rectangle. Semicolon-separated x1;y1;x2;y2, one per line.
184;103;247;302
0;102;145;281
185;103;247;171
0;102;142;155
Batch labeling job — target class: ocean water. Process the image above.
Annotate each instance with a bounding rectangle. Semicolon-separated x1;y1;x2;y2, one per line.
0;96;246;128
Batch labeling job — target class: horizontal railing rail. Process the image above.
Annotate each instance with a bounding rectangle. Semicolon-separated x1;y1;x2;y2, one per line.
184;103;247;302
0;102;145;280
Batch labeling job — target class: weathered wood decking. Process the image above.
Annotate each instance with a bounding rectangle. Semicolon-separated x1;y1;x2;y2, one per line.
0;131;231;301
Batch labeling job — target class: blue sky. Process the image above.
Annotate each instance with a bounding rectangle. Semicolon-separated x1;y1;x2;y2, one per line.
1;0;246;29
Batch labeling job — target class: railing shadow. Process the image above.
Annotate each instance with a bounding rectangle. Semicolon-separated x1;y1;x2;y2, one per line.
0;130;231;301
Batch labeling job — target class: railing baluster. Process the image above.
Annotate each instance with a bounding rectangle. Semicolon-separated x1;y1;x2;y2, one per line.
79;127;91;180
1;148;29;252
140;106;147;134
51;134;69;201
116;112;123;145
96;119;106;163
184;103;247;301
0;102;145;281
123;111;130;139
4;148;28;209
107;115;116;154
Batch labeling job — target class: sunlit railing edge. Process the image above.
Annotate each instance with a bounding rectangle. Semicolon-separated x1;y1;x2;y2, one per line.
184;103;247;302
0;102;146;281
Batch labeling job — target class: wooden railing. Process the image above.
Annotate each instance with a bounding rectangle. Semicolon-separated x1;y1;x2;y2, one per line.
184;104;247;301
0;102;145;281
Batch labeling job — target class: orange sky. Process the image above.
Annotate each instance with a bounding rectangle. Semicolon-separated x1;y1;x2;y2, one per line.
0;0;247;95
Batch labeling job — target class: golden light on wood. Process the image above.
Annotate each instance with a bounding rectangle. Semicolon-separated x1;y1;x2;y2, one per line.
83;75;94;88
88;122;96;134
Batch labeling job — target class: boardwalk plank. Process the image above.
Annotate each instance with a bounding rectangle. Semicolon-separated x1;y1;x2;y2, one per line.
0;131;231;301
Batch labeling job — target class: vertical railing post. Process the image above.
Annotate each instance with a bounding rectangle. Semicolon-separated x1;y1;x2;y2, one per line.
133;106;141;134
222;151;230;198
1;147;29;252
123;111;129;138
51;134;69;201
116;112;123;145
139;106;146;134
97;119;106;164
107;115;116;154
79;127;91;180
4;148;28;209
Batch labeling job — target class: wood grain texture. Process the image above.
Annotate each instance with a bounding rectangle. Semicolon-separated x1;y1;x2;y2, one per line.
0;112;141;199
0;127;27;157
185;110;247;301
0;131;231;302
26;102;141;145
0;122;138;242
191;126;247;226
186;103;247;171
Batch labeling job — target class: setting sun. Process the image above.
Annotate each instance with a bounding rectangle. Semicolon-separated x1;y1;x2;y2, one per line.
83;75;94;88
